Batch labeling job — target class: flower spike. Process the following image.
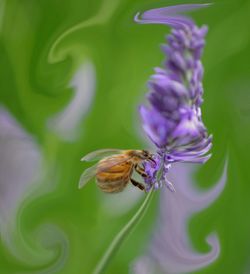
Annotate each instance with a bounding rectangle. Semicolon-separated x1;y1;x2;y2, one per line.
136;4;212;191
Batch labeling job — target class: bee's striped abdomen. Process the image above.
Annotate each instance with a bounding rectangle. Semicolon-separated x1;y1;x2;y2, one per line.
96;161;133;193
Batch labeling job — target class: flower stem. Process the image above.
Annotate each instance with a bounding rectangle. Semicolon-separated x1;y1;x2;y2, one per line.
93;190;154;274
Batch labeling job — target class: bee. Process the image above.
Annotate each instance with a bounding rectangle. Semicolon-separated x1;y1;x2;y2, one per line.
78;149;155;193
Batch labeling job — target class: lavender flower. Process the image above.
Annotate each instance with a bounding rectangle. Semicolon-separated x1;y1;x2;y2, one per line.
135;4;212;191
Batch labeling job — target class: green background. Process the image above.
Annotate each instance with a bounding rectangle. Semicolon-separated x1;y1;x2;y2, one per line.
0;0;250;273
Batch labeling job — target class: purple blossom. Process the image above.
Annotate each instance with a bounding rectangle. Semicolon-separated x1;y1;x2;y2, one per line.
136;4;212;191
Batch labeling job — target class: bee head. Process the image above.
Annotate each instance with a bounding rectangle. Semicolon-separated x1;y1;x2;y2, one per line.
141;150;150;158
137;150;156;164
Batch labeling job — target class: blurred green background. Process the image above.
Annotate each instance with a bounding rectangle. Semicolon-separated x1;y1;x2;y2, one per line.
0;0;250;273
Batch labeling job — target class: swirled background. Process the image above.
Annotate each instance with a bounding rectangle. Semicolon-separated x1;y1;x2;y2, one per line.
0;0;249;273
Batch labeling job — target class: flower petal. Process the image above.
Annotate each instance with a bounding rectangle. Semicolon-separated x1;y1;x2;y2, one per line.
134;4;211;28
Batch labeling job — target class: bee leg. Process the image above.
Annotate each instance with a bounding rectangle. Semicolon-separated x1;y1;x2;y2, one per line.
130;178;145;192
135;164;148;178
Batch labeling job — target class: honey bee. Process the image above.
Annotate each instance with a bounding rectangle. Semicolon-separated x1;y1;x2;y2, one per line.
79;149;155;193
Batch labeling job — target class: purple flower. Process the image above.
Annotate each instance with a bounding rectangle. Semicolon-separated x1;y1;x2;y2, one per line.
135;4;212;191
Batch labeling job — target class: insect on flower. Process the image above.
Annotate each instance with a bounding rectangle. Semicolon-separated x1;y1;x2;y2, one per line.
79;149;156;193
78;4;212;194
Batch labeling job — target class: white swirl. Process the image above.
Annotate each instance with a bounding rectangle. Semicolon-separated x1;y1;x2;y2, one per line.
48;61;96;141
133;160;227;274
0;107;69;271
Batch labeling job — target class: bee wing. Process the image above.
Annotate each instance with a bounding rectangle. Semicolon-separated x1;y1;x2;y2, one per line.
78;164;98;189
79;156;133;189
81;149;123;162
97;156;133;172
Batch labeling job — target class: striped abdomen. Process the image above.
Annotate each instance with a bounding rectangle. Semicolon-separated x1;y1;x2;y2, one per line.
96;158;133;193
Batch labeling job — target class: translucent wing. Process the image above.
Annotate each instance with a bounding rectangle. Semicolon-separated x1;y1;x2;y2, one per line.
97;155;132;172
78;164;98;189
81;149;123;162
78;156;133;189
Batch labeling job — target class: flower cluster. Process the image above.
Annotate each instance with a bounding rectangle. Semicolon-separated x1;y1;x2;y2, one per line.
135;4;212;192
